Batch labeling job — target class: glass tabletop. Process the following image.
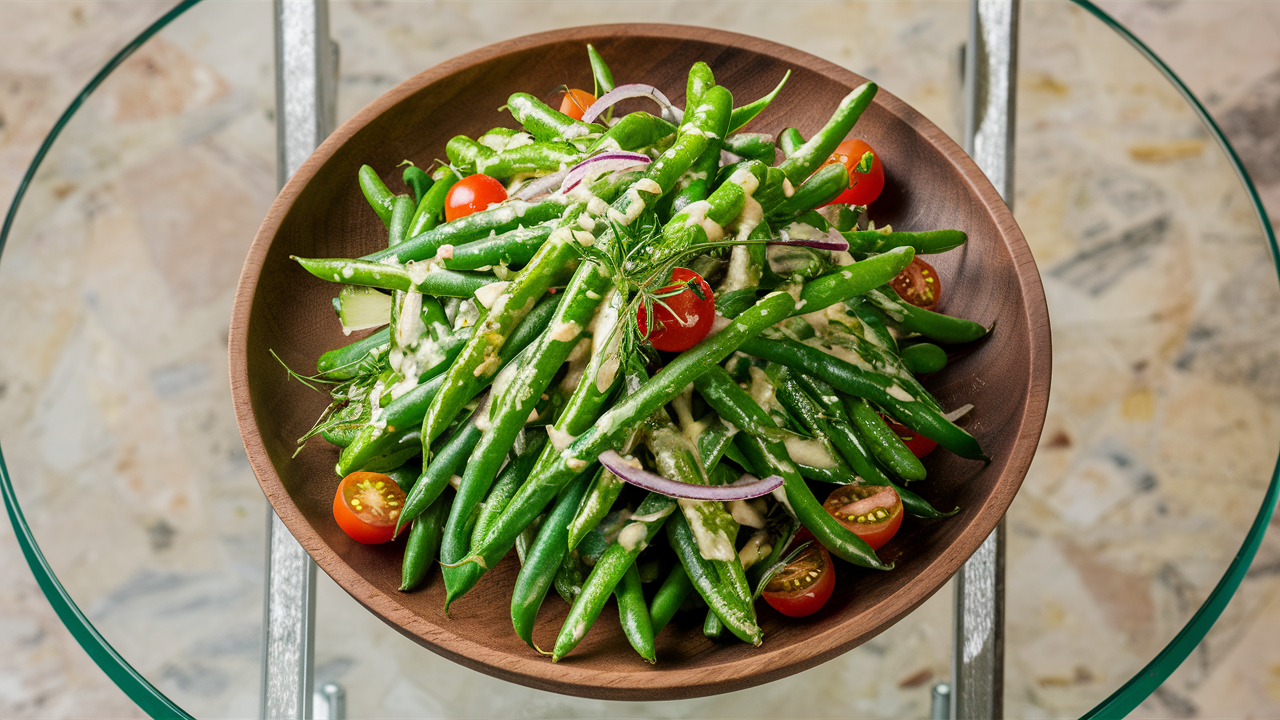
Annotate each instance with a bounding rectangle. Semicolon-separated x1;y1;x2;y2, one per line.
1;1;1276;718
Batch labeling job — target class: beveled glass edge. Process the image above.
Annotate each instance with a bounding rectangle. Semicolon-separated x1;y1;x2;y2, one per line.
1066;1;1280;718
0;1;203;717
0;1;1275;718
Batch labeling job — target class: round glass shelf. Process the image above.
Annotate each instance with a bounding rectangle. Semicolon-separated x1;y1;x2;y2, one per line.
1;1;1275;718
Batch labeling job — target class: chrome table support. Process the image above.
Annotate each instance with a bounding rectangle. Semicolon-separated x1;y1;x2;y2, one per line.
261;1;336;718
953;1;1019;719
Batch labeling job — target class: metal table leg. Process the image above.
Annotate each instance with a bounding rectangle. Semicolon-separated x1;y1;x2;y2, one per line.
952;1;1019;719
261;2;337;718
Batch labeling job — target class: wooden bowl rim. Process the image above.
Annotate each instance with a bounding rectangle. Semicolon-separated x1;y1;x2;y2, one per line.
230;22;1051;699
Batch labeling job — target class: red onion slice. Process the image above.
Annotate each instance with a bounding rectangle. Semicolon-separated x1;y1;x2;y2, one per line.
581;83;681;125
560;151;651;193
599;450;782;501
510;169;569;201
770;226;851;252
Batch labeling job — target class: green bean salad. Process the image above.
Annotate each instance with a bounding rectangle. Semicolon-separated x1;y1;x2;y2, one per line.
288;45;989;662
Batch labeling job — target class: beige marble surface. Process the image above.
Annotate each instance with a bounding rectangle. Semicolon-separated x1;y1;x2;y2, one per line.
0;1;1277;718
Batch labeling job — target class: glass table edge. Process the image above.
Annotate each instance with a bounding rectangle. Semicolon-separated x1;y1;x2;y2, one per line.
0;1;1274;718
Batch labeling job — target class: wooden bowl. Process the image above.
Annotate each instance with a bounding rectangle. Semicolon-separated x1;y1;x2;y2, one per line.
230;24;1050;700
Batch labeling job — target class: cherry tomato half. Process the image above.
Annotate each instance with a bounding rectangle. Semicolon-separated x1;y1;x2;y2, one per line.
637;268;715;352
444;174;508;222
761;543;835;617
889;256;942;311
822;484;904;551
883;416;938;459
333;472;406;544
558;88;597;121
821;139;885;207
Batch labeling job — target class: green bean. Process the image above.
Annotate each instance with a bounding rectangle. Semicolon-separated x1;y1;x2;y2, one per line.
864;287;990;344
399;489;450;591
551;491;675;662
589;112;677;153
727;69;790;133
793;247;915;316
739;336;987;460
317;329;390;380
843;228;967;255
703;608;724;640
442;223;553;272
477;142;581;180
615;565;656;663
901;342;948;374
511;471;593;648
358;429;422;473
396;397;489;532
402;165;434;205
649;564;693;634
845;296;898;353
507;92;604;143
471;431;548;546
846;397;927;481
694;365;891;570
723;133;777;164
778;127;805;157
587;44;615;95
666;512;762;645
407;167;458;238
777;82;877;185
685;62;715;112
554;550;586;604
454;291;796;593
363;198;568;264
358;164;395;226
769;162;849;218
293;256;499;298
441;416;555;604
445;136;492;174
566;467;625;551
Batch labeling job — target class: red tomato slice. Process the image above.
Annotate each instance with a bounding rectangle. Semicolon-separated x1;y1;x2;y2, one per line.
636;268;715;352
333;472;406;544
444;174;508;222
889;256;942;311
558;88;597;121
761;543;835;617
822;484;904;551
883;416;938;458
821;138;885;207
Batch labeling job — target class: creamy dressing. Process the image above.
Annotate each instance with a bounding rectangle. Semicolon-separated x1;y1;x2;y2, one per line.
679;500;736;562
886;384;916;402
784;435;837;468
473;281;509;310
728;498;768;529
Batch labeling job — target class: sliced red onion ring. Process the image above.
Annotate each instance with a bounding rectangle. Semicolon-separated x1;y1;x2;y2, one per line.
559;151;651;193
582;83;681;125
770;226;850;252
510;169;569;201
599;450;782;501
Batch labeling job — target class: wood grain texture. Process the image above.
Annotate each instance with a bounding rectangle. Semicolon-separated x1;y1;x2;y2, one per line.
229;24;1051;700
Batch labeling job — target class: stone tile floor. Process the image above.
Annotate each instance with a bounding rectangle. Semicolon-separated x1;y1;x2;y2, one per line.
0;1;1277;718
